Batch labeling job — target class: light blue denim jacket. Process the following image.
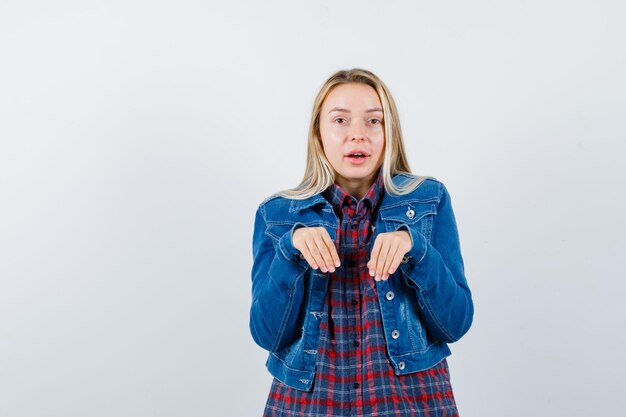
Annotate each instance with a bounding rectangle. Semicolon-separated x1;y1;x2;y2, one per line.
250;173;474;391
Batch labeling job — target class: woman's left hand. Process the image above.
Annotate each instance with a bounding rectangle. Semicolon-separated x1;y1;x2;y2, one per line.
367;230;412;281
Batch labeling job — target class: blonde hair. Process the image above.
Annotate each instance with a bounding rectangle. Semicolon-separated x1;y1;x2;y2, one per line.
275;68;435;199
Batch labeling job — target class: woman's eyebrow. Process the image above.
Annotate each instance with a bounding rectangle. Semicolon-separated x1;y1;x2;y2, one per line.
328;107;383;114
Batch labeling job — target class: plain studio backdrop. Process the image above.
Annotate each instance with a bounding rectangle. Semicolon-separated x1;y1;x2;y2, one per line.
1;1;625;416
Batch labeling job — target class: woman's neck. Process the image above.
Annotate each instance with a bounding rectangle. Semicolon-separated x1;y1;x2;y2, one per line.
334;169;379;201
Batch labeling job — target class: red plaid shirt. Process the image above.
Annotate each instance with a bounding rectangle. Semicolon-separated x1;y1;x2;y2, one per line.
263;170;460;416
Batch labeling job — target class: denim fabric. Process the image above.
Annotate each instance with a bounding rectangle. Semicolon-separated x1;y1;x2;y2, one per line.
250;173;474;391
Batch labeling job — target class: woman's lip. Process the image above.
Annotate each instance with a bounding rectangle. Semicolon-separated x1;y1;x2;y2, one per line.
345;155;369;165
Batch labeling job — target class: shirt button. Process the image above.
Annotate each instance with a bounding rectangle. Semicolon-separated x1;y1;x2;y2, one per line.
351;299;358;305
353;340;360;347
398;361;406;370
391;329;400;339
353;382;360;389
385;291;394;300
351;223;358;229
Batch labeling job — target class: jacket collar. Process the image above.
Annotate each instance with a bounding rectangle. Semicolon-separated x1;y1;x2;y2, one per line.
289;172;413;213
323;169;384;212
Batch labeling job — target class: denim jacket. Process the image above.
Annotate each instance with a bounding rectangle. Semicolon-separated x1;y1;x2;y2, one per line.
249;173;474;391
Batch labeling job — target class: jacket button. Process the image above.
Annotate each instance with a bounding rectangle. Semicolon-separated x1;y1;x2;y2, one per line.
406;208;415;219
401;255;411;264
353;340;360;347
398;361;405;370
385;291;394;300
391;330;400;339
299;253;305;260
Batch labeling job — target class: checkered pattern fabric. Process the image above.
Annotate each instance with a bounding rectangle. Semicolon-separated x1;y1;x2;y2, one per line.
263;170;460;416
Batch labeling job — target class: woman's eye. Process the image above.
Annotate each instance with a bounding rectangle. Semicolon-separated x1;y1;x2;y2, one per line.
370;119;382;125
334;117;346;124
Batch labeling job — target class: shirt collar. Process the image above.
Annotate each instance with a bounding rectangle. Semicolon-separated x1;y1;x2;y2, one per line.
324;169;385;212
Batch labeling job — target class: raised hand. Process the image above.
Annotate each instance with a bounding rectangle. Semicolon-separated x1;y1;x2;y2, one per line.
293;226;341;273
367;230;411;281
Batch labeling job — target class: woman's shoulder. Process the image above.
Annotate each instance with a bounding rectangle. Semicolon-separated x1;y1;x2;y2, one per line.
392;171;442;184
391;172;446;198
256;190;314;216
257;192;291;211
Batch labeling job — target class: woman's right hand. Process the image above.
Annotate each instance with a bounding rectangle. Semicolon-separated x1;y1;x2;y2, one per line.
292;226;341;273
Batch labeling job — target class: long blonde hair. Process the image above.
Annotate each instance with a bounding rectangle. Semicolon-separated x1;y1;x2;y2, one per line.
275;68;435;199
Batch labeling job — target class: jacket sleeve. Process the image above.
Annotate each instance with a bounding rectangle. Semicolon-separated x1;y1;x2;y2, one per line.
394;183;474;343
249;203;309;352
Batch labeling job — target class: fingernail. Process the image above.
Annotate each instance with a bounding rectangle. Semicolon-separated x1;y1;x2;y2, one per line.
329;267;335;272
369;269;374;276
336;261;341;267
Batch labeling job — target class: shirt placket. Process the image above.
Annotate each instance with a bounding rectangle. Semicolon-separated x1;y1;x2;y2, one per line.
343;201;366;416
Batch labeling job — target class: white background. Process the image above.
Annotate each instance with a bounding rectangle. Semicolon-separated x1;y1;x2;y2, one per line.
1;1;625;416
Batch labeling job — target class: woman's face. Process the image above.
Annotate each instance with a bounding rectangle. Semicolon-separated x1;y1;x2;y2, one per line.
319;82;385;191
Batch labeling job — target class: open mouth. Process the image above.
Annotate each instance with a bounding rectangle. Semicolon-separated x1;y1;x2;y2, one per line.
345;153;369;164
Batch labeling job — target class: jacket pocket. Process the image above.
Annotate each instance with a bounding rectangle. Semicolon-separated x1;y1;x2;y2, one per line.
379;201;436;242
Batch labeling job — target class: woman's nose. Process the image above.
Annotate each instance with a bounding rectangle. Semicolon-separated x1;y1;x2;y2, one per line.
350;123;366;141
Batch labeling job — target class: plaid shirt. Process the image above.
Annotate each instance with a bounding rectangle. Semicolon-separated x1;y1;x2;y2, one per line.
263;170;460;417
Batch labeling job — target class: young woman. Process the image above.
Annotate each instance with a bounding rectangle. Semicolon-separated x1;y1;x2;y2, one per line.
250;68;474;416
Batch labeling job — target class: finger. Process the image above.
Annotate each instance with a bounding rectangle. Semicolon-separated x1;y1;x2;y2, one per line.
387;244;405;277
319;229;340;272
368;235;382;277
304;238;323;270
375;236;392;281
312;233;334;272
381;242;400;280
298;244;316;270
320;230;341;268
